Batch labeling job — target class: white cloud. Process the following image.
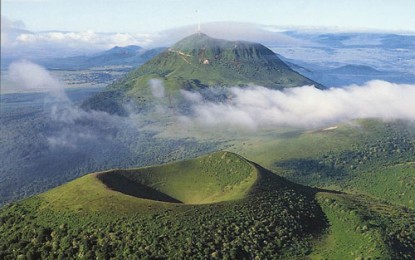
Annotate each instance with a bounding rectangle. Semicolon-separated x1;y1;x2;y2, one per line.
1;15;154;58
13;30;153;49
8;60;66;98
1;16;29;47
183;81;415;129
180;90;203;103
149;78;165;99
150;21;313;47
3;20;311;51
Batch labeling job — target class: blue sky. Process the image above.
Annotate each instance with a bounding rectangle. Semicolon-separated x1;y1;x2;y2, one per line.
3;0;415;33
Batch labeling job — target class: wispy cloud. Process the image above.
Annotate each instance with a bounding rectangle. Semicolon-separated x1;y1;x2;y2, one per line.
149;78;165;99
9;60;62;91
7;60;130;149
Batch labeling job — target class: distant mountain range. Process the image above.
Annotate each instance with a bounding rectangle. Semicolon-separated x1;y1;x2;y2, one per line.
326;64;382;75
283;31;415;49
279;55;415;87
0;45;166;70
37;46;166;70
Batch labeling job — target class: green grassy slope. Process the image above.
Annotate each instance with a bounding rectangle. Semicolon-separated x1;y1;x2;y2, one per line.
150;118;415;258
227;120;415;208
155;119;415;258
83;33;322;113
0;151;327;259
311;192;388;259
39;151;257;212
312;192;415;259
133;33;321;90
346;162;415;208
220;120;415;258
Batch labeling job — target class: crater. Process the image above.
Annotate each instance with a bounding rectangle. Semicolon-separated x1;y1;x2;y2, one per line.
96;151;257;205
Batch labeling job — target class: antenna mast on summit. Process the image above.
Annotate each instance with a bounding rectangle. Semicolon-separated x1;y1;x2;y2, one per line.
196;10;201;35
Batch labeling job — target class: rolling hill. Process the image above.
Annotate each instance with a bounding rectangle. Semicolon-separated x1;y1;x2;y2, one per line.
39;151;261;211
83;33;323;114
0;151;327;259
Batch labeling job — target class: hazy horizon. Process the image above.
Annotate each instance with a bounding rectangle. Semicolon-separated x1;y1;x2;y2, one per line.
3;0;415;33
2;0;415;53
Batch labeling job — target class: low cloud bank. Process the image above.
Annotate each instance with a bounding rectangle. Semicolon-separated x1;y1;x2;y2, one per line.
2;15;152;59
14;30;152;50
8;60;415;137
182;81;415;129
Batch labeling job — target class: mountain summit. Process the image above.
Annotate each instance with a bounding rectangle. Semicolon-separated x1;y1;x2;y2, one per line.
173;33;278;58
84;33;323;113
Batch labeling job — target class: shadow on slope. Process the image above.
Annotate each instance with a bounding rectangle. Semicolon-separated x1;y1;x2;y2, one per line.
97;171;182;203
